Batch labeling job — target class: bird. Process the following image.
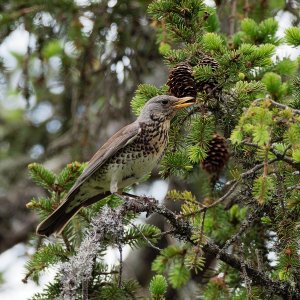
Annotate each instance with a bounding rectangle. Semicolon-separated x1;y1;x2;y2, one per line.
36;95;195;236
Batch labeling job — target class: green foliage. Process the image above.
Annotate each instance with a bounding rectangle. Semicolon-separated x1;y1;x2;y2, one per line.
30;275;62;300
56;162;87;191
274;58;298;77
28;163;56;192
148;0;207;43
253;175;275;204
23;0;300;299
25;244;69;284
203;276;228;300
168;261;190;288
285;27;300;46
261;72;287;99
152;244;204;288
201;33;224;51
42;40;64;59
124;224;161;248
131;84;161;116
291;76;300;107
149;275;168;300
186;115;214;163
160;151;193;178
239;18;279;45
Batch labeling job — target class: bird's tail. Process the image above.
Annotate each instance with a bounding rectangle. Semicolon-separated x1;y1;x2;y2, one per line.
36;192;111;237
36;194;81;237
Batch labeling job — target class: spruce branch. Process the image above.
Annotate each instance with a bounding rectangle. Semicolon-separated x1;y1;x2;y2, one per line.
121;195;300;299
127;221;161;251
242;141;298;168
199;181;239;212
252;98;300;115
239;242;252;298
217;205;265;259
118;242;123;289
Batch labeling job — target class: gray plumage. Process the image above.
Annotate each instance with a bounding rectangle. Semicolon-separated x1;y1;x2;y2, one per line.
36;95;195;236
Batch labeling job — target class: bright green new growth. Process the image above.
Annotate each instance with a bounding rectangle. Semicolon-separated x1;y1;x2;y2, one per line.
149;275;168;300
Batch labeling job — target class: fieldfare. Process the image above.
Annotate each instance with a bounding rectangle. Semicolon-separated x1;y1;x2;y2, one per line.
37;95;195;236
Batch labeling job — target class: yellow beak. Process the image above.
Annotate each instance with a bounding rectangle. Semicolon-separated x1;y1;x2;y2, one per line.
172;96;195;109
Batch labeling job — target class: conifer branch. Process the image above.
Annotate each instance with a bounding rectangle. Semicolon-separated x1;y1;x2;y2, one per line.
199;181;239;212
122;196;300;299
128;221;161;251
217;205;265;258
253;98;300;115
242;141;298;168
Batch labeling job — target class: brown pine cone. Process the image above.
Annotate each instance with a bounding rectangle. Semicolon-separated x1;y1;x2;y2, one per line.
202;134;229;173
196;55;219;95
167;62;197;98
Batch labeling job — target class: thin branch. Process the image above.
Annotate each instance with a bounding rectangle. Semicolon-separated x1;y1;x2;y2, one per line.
240;158;278;178
128;221;161;251
239;242;252;298
255;249;263;273
199;180;239;212
199;209;206;244
217;205;264;258
82;278;89;300
252;98;300;115
242;141;299;169
118;243;123;289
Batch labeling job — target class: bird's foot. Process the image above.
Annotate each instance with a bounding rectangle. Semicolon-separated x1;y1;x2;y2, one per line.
114;192;126;201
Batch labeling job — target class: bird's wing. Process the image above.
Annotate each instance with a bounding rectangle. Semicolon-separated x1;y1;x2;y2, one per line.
67;121;141;198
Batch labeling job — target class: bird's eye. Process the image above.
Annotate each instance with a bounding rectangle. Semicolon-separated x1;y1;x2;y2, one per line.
161;100;169;105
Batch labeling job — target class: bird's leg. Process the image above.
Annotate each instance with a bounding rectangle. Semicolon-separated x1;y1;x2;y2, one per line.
110;178;119;194
114;191;126;201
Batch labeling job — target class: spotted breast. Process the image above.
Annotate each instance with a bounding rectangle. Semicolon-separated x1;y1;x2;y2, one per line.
75;116;170;201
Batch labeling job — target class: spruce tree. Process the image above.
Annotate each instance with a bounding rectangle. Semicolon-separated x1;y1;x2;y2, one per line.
25;1;300;299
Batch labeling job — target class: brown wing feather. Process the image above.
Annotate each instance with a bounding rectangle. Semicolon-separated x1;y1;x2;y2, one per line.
36;121;141;236
67;121;141;198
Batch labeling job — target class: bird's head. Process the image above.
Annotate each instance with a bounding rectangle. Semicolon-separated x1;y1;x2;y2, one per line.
138;95;195;122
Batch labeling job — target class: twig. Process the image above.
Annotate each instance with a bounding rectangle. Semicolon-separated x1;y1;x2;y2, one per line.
62;233;72;252
242;141;296;168
118;242;123;289
82;278;89;300
182;159;278;216
128;221;161;251
199;181;239;212
252;98;300;115
158;229;176;237
199;209;206;244
229;0;237;37
241;158;278;178
239;242;252;299
217;205;264;259
255;249;263;273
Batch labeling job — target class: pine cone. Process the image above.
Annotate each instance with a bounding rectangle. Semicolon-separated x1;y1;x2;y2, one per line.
202;134;229;173
196;55;219;95
167;62;197;98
